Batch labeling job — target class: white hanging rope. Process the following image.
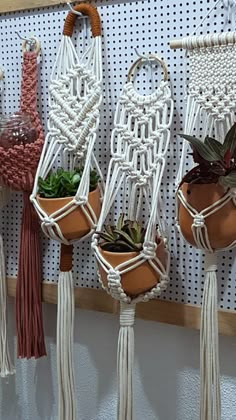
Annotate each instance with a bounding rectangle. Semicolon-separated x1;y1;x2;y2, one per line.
92;57;173;420
176;187;236;252
117;302;135;420
31;34;103;244
200;253;221;420
57;271;76;420
93;77;173;304
31;6;103;420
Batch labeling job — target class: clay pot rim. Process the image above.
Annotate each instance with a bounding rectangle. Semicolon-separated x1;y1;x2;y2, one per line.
98;237;163;257
180;181;225;189
37;186;100;202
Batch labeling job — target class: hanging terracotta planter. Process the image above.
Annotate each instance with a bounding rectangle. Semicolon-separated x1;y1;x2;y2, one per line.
178;182;236;250
98;238;168;296
37;186;101;240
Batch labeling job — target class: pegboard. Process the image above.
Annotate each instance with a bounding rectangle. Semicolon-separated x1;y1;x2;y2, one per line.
0;0;235;312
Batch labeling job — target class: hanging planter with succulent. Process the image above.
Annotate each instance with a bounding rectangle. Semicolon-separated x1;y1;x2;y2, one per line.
31;4;103;420
92;53;173;420
37;167;100;240
97;214;167;296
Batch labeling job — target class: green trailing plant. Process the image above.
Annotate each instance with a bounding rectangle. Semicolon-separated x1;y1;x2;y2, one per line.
179;122;236;188
98;214;146;253
38;167;100;198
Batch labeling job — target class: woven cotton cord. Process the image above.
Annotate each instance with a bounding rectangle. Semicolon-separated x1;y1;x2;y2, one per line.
57;251;76;420
176;188;236;252
93;74;173;420
117;302;136;420
200;252;221;420
93;80;173;304
31;11;103;420
31;33;103;244
176;36;236;187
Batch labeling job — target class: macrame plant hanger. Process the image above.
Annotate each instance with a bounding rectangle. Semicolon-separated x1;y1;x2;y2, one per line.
170;3;236;419
31;4;103;419
0;67;15;377
0;39;46;360
92;54;173;420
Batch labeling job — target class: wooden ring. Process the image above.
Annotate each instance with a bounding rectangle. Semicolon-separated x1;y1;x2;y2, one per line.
127;54;169;83
22;36;41;55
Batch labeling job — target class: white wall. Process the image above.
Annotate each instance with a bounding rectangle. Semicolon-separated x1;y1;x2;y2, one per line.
1;301;236;420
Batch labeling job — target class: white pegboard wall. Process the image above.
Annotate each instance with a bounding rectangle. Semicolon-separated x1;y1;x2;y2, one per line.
0;0;235;310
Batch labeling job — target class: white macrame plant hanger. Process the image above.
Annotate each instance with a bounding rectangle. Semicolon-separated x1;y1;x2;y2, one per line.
173;9;236;419
31;4;103;420
0;67;15;378
92;54;173;420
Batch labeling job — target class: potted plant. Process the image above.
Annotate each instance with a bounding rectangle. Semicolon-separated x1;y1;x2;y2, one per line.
37;167;101;240
178;123;236;249
97;214;168;296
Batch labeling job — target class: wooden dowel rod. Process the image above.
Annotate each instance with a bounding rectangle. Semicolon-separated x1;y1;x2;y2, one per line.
169;39;184;50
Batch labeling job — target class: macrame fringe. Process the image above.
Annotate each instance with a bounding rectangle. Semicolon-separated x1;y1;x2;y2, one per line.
57;245;77;420
200;252;221;420
0;235;15;377
117;301;136;420
16;192;46;358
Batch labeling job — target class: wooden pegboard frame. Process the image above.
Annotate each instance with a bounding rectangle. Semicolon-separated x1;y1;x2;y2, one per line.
0;1;67;13
7;278;236;337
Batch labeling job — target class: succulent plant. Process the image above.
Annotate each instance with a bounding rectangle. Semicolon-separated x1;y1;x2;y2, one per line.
179;122;236;188
38;167;100;198
98;214;146;252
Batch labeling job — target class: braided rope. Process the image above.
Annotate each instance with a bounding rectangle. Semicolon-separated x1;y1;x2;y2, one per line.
93;77;173;304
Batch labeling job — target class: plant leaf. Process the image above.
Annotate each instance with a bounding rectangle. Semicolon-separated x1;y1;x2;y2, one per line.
223;123;236;156
219;170;236;188
179;134;221;161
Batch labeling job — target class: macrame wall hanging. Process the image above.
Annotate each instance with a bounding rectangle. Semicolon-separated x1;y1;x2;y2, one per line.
0;39;46;360
0;67;14;377
31;4;103;419
92;54;173;419
170;5;236;420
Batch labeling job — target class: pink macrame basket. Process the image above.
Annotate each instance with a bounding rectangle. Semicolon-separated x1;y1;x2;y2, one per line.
0;50;46;358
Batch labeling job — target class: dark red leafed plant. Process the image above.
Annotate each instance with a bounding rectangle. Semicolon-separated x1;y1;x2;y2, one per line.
179;122;236;188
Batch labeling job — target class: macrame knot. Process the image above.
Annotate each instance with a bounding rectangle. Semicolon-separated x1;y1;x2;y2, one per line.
120;303;135;327
204;252;217;273
43;216;54;227
230;187;236;201
142;241;157;259
107;269;121;288
193;214;205;228
74;195;87;206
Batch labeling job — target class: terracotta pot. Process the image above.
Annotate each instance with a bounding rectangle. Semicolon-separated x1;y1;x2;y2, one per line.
98;239;168;297
178;183;236;249
37;187;101;240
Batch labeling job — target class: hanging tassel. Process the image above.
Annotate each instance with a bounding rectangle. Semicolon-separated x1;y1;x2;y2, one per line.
200;252;221;420
16;192;46;358
57;244;77;420
117;301;136;420
0;234;15;377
